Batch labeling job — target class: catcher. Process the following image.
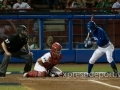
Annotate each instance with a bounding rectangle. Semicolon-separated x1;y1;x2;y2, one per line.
23;42;64;77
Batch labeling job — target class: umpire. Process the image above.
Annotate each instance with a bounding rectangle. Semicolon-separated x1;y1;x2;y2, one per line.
0;25;33;77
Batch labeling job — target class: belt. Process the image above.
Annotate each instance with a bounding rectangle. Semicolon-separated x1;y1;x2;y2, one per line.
101;43;110;48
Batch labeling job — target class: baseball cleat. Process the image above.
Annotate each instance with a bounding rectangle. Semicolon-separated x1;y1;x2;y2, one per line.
84;73;90;77
0;73;5;77
114;72;119;78
23;72;28;77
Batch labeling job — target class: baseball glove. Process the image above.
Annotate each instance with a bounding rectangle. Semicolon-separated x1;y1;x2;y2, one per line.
48;69;58;77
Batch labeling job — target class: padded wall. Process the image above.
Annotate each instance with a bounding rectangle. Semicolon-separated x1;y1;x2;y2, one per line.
37;50;76;63
114;50;120;62
76;50;115;63
0;50;37;63
0;49;118;63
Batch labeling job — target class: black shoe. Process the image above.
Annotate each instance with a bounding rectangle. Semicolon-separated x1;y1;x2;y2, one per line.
84;73;91;77
0;73;5;77
114;72;119;78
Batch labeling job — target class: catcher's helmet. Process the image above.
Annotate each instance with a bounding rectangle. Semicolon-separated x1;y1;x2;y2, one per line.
51;42;62;58
86;21;97;33
17;25;27;34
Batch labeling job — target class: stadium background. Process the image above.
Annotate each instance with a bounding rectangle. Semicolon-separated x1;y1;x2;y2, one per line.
0;14;120;63
0;10;120;90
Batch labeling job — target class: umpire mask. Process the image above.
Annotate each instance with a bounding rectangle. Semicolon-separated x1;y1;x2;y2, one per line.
17;25;28;40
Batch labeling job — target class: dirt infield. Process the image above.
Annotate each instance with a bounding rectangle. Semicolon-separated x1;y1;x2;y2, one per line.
0;63;120;90
0;73;119;90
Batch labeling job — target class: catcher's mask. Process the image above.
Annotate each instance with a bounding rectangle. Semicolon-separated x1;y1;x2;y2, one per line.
17;25;28;39
86;21;97;33
51;42;62;58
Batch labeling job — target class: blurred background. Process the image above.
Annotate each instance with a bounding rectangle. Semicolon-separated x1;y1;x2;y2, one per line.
0;0;120;63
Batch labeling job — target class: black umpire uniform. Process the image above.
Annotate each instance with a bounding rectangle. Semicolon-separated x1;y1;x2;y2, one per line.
0;25;33;77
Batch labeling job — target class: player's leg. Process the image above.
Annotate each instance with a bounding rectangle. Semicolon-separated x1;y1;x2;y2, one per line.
110;61;118;78
0;53;11;77
23;62;48;77
12;50;33;73
23;70;47;77
105;44;119;77
88;48;104;75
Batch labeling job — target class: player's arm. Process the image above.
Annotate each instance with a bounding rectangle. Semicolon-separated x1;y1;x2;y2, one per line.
24;43;33;56
2;36;13;56
37;58;44;66
93;42;97;45
1;42;8;53
24;43;30;52
1;41;11;56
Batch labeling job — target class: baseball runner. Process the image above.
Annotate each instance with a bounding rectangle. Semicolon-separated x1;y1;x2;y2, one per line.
23;42;64;77
85;21;119;77
0;25;33;77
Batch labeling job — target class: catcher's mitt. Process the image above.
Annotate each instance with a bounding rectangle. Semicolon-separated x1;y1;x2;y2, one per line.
48;69;58;77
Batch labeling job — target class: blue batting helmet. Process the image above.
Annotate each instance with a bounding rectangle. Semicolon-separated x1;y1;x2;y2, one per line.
86;21;97;32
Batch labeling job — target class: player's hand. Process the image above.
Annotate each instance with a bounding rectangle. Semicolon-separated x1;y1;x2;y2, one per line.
91;37;98;41
84;39;88;47
28;52;33;56
48;70;58;77
84;39;88;44
5;51;12;56
87;40;93;45
84;38;93;47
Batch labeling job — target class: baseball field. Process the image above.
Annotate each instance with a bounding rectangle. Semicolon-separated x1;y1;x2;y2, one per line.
1;63;120;90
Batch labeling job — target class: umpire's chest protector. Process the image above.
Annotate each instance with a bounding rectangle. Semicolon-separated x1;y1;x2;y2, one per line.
7;34;27;51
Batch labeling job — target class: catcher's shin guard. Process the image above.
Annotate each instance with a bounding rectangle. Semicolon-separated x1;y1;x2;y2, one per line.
26;71;38;77
37;71;47;77
26;71;47;77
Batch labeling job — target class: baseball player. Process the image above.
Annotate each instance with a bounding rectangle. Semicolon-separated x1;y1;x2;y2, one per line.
23;42;63;77
85;21;119;77
0;25;33;77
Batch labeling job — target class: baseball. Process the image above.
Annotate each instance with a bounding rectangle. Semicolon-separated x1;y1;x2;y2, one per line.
51;74;55;77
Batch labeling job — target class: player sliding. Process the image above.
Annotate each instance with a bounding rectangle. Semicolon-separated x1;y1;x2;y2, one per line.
85;20;119;78
23;42;64;77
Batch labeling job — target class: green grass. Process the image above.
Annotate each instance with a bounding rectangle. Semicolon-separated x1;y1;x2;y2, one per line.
0;86;28;90
6;63;120;72
7;67;23;71
56;63;120;72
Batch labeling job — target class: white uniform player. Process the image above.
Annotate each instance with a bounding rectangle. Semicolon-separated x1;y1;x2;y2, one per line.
23;42;63;77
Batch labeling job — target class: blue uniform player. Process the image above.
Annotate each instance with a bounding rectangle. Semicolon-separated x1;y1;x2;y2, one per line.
86;21;119;77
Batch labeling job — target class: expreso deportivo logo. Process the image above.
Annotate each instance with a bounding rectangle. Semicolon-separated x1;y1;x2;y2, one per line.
62;72;120;79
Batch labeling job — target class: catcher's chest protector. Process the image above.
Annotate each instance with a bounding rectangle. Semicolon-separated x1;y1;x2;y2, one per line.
43;54;62;69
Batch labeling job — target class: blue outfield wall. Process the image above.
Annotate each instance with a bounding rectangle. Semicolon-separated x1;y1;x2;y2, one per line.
0;49;119;63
